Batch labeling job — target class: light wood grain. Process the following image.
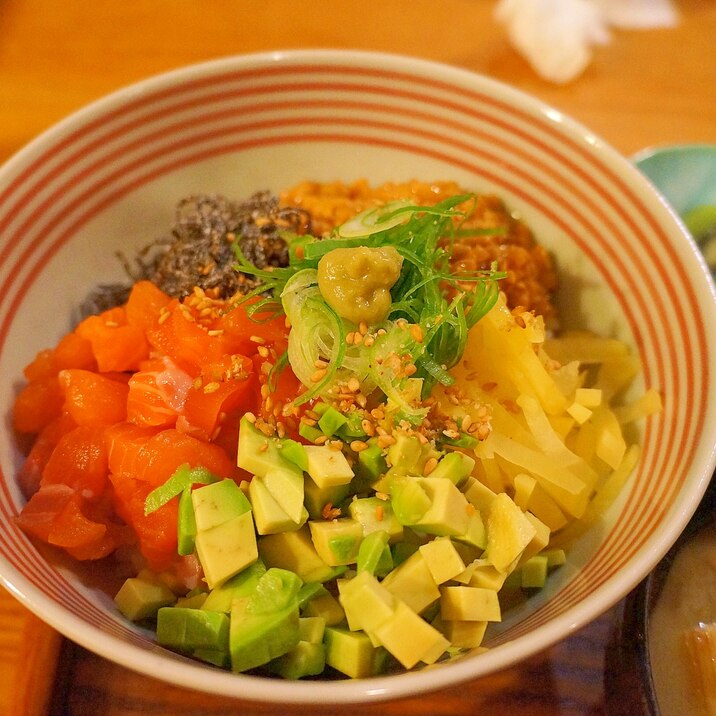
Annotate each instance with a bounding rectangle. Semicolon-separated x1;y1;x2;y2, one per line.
1;0;715;713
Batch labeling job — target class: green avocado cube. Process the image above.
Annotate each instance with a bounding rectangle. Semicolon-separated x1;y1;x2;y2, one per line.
356;530;392;577
520;555;549;589
348;496;403;541
261;465;305;524
175;592;208;609
317;406;348;436
298;616;326;644
193;648;231;668
303;445;354;489
381;550;440;614
267;640;326;679
428;451;475;487
323;627;388;679
297;582;329;610
390;478;431;526
278;439;309;472
192;479;251;532
309;519;363;566
237;416;300;478
156;607;229;653
258;526;336;583
372;600;449;668
411;477;471;536
195;510;258;589
303;476;349;520
354;441;387;485
114;576;176;622
251;568;303;614
301;591;346;626
229;598;300;673
201;561;267;612
249;476;302;535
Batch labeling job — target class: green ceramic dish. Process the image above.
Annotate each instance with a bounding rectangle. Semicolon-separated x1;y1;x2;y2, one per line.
634;144;716;272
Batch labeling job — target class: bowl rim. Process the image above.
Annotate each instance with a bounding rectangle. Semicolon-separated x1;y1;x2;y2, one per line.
1;48;715;704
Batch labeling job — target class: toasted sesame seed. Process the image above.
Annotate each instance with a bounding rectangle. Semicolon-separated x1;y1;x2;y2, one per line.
359;321;368;336
361;419;375;436
250;335;266;345
203;382;220;394
423;457;438;475
377;435;396;448
347;377;360;393
244;412;257;423
311;368;327;383
350;440;368;452
375;505;384;521
410;324;424;343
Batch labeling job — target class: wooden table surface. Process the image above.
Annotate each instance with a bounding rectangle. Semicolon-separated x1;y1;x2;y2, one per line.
1;1;714;714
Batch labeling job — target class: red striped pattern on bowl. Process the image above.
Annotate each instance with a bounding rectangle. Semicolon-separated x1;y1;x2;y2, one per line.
0;51;714;702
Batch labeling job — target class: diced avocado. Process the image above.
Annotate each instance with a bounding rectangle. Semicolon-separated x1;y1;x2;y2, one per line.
309;519;363;566
262;465;305;524
454;512;487;550
418;537;466;584
520;555;549;589
372;600;449;669
391;540;420;568
348;496;403;542
411;477;471;536
230;598;300;673
297;582;329;611
267;640;326;679
278;438;309;472
201;561;267;612
356;530;393;577
386;433;423;472
317;406;348;436
542;548;567;567
156;607;229;653
301;591;346;626
258;526;336;583
440;586;502;622
192;479;251;532
303;445;354;488
335;409;368;440
251;568;303;614
177;486;197;556
298;422;323;443
353;441;388;486
439;618;488;649
428;451;475;487
462;476;498;515
390;478;431;525
338;570;396;637
467;559;508;591
249;476;303;535
485;493;536;573
381;550;440;614
193;648;231;668
175;591;208;609
228;569;303;672
323;627;387;679
237;416;300;478
303;476;349;520
518;511;551;565
195;510;258;589
114;576;176;622
299;616;326;644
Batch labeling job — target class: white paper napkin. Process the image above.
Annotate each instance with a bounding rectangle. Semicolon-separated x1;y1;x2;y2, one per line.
494;0;679;84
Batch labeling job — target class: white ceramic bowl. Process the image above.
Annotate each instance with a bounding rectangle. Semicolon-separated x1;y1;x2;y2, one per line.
1;50;715;704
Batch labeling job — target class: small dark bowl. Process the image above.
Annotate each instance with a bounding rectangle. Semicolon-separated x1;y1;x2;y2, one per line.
606;479;716;715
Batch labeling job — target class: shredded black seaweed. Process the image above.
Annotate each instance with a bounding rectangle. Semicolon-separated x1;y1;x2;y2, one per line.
79;191;309;318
